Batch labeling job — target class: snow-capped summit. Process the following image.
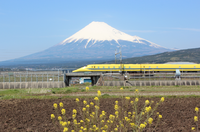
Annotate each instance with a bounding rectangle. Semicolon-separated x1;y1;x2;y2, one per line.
58;21;165;49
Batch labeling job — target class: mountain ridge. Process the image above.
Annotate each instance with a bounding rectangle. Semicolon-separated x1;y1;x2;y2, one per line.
0;21;173;67
105;47;200;64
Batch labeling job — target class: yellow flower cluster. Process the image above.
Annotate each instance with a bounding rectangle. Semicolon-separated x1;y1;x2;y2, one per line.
85;86;89;91
195;107;199;113
160;97;164;102
148;117;153;124
145;106;151;113
53;103;57;109
59;102;63;108
51;92;165;132
135;89;139;93
97;90;101;96
51;114;55;119
194;116;198;122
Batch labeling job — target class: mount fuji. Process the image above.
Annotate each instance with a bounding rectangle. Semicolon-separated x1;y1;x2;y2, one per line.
1;21;173;66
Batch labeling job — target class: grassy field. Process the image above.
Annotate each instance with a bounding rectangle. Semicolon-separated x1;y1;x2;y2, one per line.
1;83;200;99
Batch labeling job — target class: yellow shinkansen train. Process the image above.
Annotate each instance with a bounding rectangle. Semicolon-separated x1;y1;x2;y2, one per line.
72;64;200;73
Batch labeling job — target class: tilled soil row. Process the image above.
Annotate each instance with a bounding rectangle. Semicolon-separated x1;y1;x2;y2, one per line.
0;97;200;132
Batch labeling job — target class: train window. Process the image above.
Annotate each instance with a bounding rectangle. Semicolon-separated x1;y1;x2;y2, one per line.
98;67;99;69
179;66;181;68
103;67;105;68
129;66;131;68
194;66;196;68
149;66;151;68
156;66;158;68
108;66;110;68
113;66;115;68
94;66;95;68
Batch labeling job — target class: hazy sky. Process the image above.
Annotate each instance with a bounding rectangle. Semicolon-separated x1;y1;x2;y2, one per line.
0;0;200;61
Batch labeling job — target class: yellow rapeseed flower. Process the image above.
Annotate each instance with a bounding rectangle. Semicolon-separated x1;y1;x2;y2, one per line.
114;128;118;131
130;101;134;105
61;109;66;115
73;119;77;124
53;103;57;109
63;127;68;132
114;104;119;111
86;105;90;108
191;127;195;130
159;115;162;119
130;123;135;127
51;114;55;119
72;114;76;119
95;105;99;110
58;116;62;121
86;87;89;91
125;97;130;100
139;123;146;129
73;109;77;114
145;106;151;113
120;87;123;90
62;122;67;127
86;118;90;122
135;98;139;102
145;100;149;105
59;102;63;108
60;121;63;125
71;130;75;132
135;89;139;93
82;108;86;111
148;117;153;124
83;100;87;105
115;100;118;104
195;107;199;113
194;116;198;122
94;97;99;101
76;98;79;102
115;111;119;116
160;97;164;102
90;102;94;106
97;90;101;96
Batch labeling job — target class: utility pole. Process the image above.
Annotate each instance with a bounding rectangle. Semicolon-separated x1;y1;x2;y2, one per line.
115;47;123;73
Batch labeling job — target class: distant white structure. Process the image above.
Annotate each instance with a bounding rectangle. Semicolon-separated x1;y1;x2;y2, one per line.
165;62;196;64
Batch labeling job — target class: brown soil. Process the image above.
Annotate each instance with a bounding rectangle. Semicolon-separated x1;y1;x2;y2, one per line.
0;97;200;132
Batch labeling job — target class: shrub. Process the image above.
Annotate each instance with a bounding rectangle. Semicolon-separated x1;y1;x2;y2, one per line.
51;88;164;132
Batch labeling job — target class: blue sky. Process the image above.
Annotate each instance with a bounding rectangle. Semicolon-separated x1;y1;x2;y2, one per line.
0;0;200;61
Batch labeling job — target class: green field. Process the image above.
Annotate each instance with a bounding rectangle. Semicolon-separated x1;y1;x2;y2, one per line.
1;83;200;99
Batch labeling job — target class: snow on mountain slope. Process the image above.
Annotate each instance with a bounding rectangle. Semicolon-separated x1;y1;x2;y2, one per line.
57;21;165;49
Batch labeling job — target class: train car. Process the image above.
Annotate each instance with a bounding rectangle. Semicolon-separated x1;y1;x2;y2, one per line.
72;64;200;73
